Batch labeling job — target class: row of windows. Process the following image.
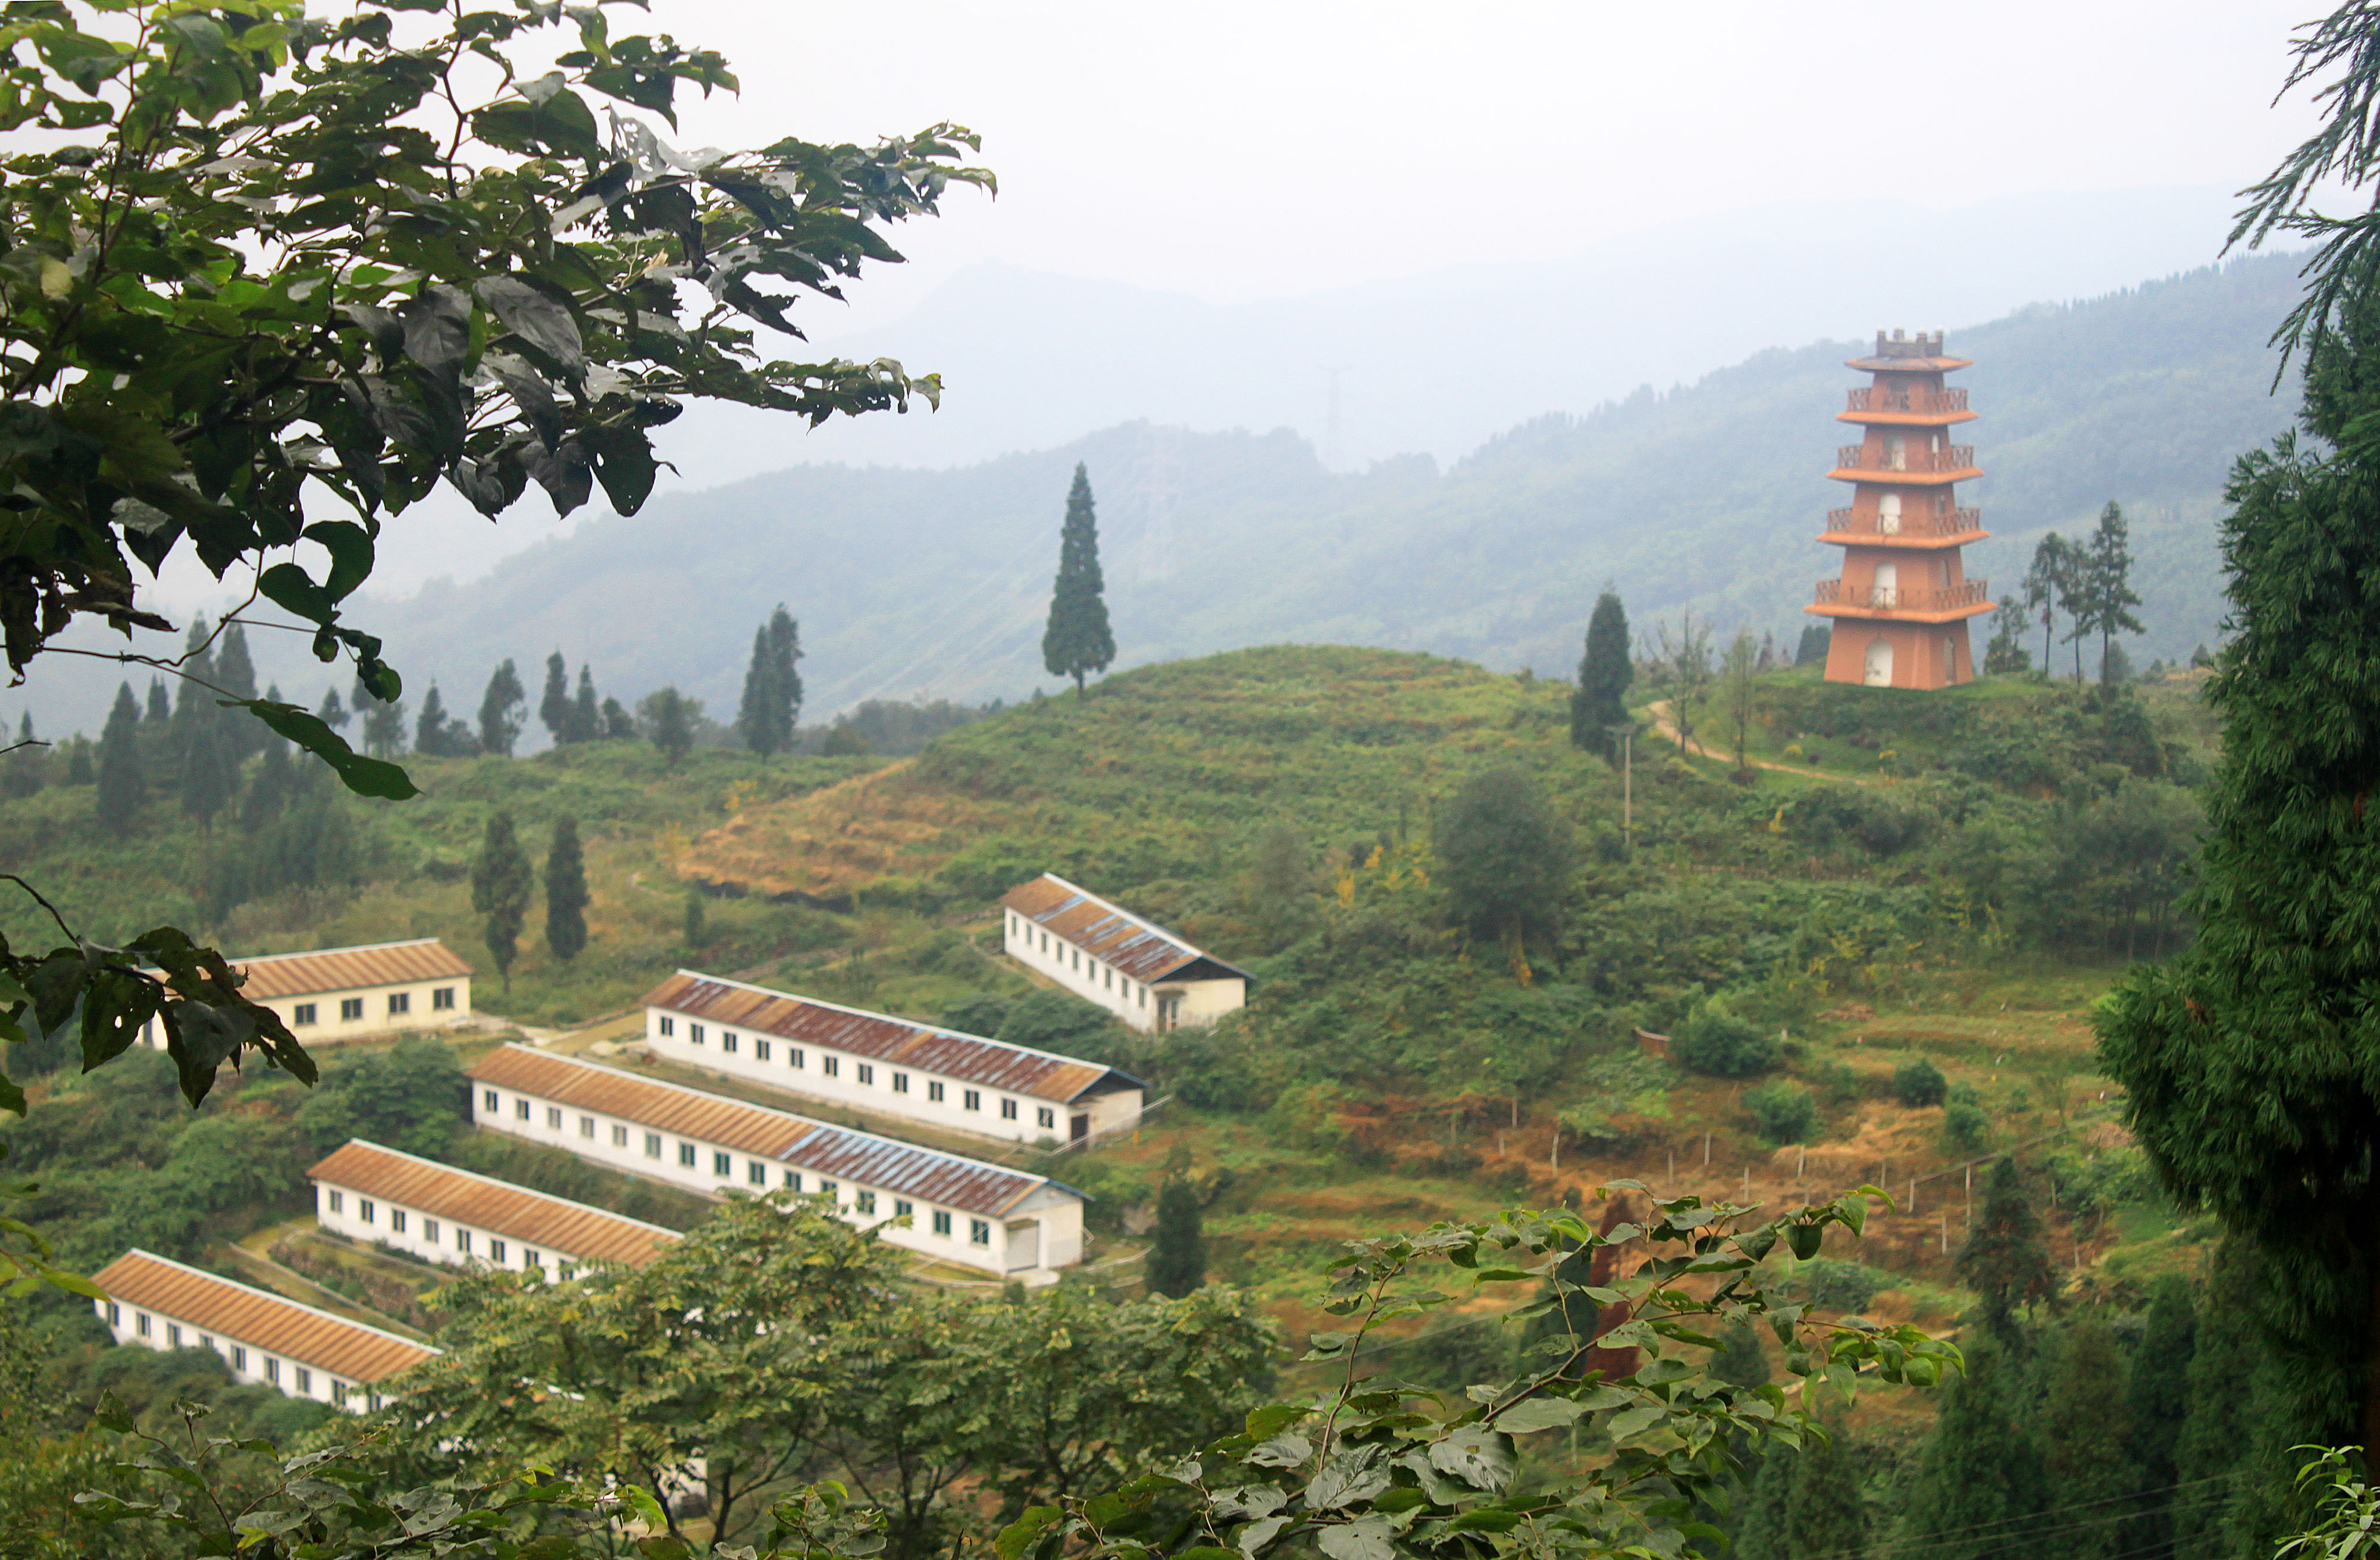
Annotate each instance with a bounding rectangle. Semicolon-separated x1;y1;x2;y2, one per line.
108;1304;375;1406
323;1189;577;1277
1006;914;1153;1010
482;1091;1000;1247
656;1016;1061;1126
290;986;459;1026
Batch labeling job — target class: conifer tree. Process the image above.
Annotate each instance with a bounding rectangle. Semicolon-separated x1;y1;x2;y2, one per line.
768;604;802;735
602;697;635;740
357;675;408;758
1041;463;1115;695
1953;1158;2059;1337
1894;1340;2046;1560
570;665;599;744
545;815;590;963
1984;597;2033;675
736;625;782;758
477;659;525;756
1570;588;1632;760
317;685;349;730
647;687;694;768
2172;1240;2294;1560
2127;1277;2198;1560
2025;534;2074;681
539;651;573;744
214;621;260;759
2071;500;2146;687
171;625;237;827
415;684;456;757
64;739;91;786
2041;1321;2141;1560
683;891;706;952
1737;1423;1868;1560
143;677;170;725
240;734;293;832
2;713;41;799
471;811;534;997
95;682;143;827
1145;1175;1207;1297
1793;624;1830;668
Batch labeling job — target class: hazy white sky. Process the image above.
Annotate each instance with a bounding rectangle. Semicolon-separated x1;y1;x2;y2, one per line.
648;0;2328;328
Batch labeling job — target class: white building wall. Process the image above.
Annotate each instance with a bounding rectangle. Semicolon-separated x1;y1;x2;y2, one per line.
95;1299;381;1411
313;1180;640;1280
1000;910;1245;1032
469;1082;1073;1281
640;1010;1140;1146
142;976;472;1050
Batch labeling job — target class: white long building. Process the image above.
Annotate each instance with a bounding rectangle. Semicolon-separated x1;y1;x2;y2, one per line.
92;1249;437;1411
464;1044;1086;1282
309;1139;679;1278
638;971;1146;1147
999;873;1250;1032
139;937;475;1050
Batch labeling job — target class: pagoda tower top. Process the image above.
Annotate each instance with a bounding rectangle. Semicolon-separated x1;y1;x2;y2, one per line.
1846;328;1969;374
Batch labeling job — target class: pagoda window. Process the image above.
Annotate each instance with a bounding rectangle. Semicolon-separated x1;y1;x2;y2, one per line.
1871;561;1899;609
1877;493;1902;535
1864;638;1894;687
1884;433;1906;471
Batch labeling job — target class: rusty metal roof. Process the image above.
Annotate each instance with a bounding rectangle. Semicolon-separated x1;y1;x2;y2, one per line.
998;874;1251;985
227;938;475;1000
309;1141;679;1268
92;1249;437;1385
465;1045;1075;1217
640;972;1143;1104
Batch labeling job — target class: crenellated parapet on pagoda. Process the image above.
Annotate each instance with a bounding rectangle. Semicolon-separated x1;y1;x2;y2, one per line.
1807;329;1991;687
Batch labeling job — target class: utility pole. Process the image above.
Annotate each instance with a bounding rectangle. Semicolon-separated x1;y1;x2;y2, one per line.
1607;721;1641;856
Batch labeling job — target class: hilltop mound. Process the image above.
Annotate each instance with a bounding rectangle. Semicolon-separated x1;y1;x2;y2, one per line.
675;644;1593;906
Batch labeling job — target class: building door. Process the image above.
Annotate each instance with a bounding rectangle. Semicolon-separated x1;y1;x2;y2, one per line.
1877;493;1901;535
1070;1113;1090;1143
1884;433;1906;471
1864;637;1894;686
1006;1221;1041;1272
1943;637;1959;682
1870;561;1899;609
1155;992;1181;1032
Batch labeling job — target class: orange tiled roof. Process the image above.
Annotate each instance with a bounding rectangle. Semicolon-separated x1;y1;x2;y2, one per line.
228;939;474;1001
999;874;1249;984
92;1250;436;1385
308;1141;678;1268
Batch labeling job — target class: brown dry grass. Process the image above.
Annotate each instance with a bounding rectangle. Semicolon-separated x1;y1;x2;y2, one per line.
677;763;1025;900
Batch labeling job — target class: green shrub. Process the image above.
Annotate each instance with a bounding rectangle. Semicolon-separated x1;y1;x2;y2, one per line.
1671;997;1781;1078
1811;1060;1859;1107
1743;1081;1818;1144
1943;1099;1991;1152
1790;1258;1887;1314
1893;1058;1948;1108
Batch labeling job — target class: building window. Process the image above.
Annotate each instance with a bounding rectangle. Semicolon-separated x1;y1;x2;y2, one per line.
1036;1107;1055;1129
747;1160;766;1185
1138;986;1147;1007
105;1302;120;1326
891;1072;909;1094
645;1133;662;1159
1000;1098;1018;1121
678;1142;696;1167
327;1189;344;1214
894;1198;913;1219
199;1334;212;1350
295;1367;313;1394
135;1312;151;1336
433;986;456;1010
390;1210;407;1234
612;1124;628;1147
856;1190;877;1215
713;1151;732;1177
559;1262;576;1281
515;1098;530;1121
659;1015;675;1036
524;1248;541;1269
784;1170;803;1191
1104;968;1113;989
932;1210;953;1237
856;1063;873;1086
423;1218;440;1243
690;1023;706;1046
359;1199;376;1224
962;1088;982;1111
790;1047;804;1069
754;1038;771;1062
165;1323;181;1347
546;1107;562;1130
264;1357;280;1384
484;1089;500;1114
332;1380;349;1406
340;997;364;1020
721;1030;738;1054
580;1116;595;1138
490;1239;508;1264
969;1219;992;1246
231;1345;248;1371
293;1003;317;1026
821;1055;839;1077
820;1179;838;1201
928;1080;945;1103
457;1230;473;1254
388;992;410;1016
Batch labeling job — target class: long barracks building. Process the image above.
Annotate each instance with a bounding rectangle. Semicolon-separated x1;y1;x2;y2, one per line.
464;1044;1086;1282
638;971;1146;1147
999;873;1249;1032
309;1139;680;1278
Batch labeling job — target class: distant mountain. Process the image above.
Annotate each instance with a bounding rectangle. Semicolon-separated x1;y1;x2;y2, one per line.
12;249;2304;738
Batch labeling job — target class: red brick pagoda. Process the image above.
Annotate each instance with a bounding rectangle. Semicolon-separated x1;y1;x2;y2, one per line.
1808;329;1990;687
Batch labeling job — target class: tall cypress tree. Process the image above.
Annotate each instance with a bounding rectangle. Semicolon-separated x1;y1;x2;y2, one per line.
478;659;525;756
1041;463;1115;696
545;815;589;962
214;621;259;759
1737;1423;1868;1560
2041;1321;2141;1560
471;811;534;995
1569;588;1632;760
1953;1158;2059;1339
767;604;801;739
96;682;143;827
1894;1339;2045;1560
735;625;781;759
570;665;599;744
143;677;170;726
2074;501;2146;687
1145;1175;1206;1297
2127;1277;2199;1560
415;684;464;757
317;685;349;730
538;651;573;744
2;714;41;800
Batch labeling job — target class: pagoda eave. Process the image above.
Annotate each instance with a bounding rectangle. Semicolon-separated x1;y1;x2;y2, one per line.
1844;355;1972;372
1827;466;1981;485
1834;409;1978;428
1806;601;1995;624
1815;528;1990;549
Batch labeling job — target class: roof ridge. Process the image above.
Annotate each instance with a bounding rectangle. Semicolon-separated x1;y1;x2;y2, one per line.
1025;873;1214;965
111;1248;440;1354
661;969;1138;1076
228;936;451;965
485;1045;1051;1188
318;1140;679;1238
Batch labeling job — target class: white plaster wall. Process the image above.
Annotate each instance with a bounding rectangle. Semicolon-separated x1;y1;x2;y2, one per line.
641;1011;1137;1146
1173;978;1247;1026
313;1180;627;1279
142;977;472;1050
95;1301;371;1410
1003;911;1152;1029
470;1082;1073;1280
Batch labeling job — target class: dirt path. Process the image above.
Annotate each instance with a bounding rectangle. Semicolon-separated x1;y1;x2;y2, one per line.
1643;698;1861;783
